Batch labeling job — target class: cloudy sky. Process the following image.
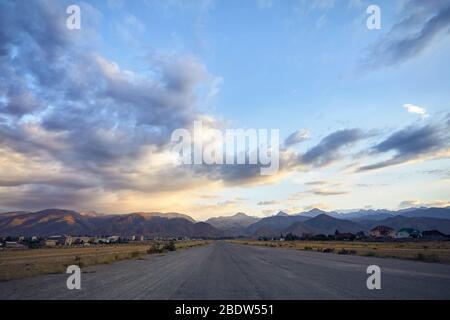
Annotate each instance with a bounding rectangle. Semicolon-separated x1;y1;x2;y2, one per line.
0;0;449;220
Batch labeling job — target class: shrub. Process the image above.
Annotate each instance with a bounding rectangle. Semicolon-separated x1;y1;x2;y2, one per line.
304;246;313;251
323;248;334;253
147;244;163;254
164;240;177;252
130;251;141;258
365;251;377;257
337;249;356;255
415;253;440;263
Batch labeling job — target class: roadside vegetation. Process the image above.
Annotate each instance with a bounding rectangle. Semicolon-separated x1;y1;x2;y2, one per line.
0;240;211;281
228;239;450;264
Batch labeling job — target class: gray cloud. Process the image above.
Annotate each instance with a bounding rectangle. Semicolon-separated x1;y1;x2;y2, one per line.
300;129;367;167
365;1;450;67
304;180;327;186
0;1;226;201
358;123;449;171
309;189;349;196
0;185;95;210
257;200;279;206
0;0;297;212
284;129;310;147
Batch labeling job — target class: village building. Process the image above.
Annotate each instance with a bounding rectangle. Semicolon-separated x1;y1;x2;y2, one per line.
369;225;396;238
396;228;422;239
4;241;27;249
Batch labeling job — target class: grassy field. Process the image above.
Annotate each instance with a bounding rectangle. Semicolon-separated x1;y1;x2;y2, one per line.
0;240;211;281
228;239;450;264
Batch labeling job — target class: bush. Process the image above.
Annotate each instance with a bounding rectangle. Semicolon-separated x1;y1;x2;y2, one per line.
147;243;163;254
365;251;377;257
304;246;313;251
323;248;335;253
337;249;356;255
130;251;141;258
164;240;177;252
415;253;440;263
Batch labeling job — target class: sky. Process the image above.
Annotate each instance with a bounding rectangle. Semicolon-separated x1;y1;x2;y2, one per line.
0;0;449;220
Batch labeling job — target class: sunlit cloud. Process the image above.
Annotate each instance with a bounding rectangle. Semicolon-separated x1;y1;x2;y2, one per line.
403;104;429;118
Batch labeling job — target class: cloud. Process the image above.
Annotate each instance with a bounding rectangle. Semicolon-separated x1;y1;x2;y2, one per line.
284;129;310;147
399;199;450;209
309;188;349;196
0;1;229;210
257;200;280;206
0;0;301;214
299;129;368;167
403;104;429;118
358;123;449;171
115;14;146;45
364;1;450;67
422;169;450;179
304;180;327;186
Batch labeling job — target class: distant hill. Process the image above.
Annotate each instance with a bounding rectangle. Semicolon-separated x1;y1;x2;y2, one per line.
244;209;450;237
206;212;260;229
0;209;221;238
294;207;450;221
363;216;450;234
302;214;364;234
128;212;196;222
245;214;309;235
397;207;450;219
206;212;260;237
0;209;95;236
283;214;364;236
1;206;449;238
295;208;330;218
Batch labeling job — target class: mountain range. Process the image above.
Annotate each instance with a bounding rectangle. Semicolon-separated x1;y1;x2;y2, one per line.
0;207;449;237
0;209;222;238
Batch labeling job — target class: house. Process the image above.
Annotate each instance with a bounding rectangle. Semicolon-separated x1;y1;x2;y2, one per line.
422;230;448;241
44;239;58;246
108;236;120;243
73;236;92;244
93;238;110;244
396;228;422;239
5;241;27;249
369;225;396;238
47;235;73;246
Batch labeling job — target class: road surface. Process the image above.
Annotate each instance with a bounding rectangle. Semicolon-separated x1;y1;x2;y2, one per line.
1;241;450;299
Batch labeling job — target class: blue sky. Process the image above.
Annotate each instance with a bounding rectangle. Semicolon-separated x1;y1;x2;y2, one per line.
0;0;449;219
95;0;450;135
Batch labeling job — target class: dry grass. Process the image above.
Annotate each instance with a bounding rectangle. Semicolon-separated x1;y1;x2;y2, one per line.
0;240;211;281
228;239;450;264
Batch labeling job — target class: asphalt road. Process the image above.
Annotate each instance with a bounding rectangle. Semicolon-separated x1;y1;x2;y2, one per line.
1;241;450;299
